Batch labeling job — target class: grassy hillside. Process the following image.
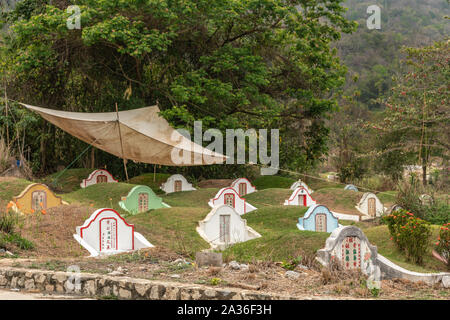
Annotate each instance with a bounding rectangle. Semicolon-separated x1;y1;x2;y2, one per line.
127;207;211;256
163;188;219;208
128;173;172;195
244;188;292;207
224;206;328;262
0;177;33;201
312;188;363;215
253;176;296;190
62;182;140;216
40;168;96;193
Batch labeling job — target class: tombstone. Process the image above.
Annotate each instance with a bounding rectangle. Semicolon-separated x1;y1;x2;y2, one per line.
160;174;196;194
118;185;170;215
73;208;153;257
344;184;359;192
317;226;380;278
10;183;67;214
284;187;317;207
386;204;403;215
230;178;257;197
195;251;223;267
80;169;118;188
197;205;261;249
208;187;257;215
419;194;434;206
290;179;313;193
297;204;341;233
356;192;384;218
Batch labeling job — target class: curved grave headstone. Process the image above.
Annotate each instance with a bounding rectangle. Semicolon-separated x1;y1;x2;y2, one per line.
208;187;257;215
160;174;196;194
230;178;257;197
297;204;341;233
80;169;118;188
284;187;317;207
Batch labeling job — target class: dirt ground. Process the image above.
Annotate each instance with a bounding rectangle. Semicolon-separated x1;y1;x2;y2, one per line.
0;247;448;300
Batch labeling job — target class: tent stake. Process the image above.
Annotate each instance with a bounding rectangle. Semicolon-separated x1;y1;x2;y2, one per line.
115;103;129;183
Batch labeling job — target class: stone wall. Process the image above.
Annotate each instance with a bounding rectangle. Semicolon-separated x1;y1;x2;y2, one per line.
0;267;295;300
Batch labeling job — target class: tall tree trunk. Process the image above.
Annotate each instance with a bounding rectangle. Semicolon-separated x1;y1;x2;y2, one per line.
422;164;427;186
90;147;95;168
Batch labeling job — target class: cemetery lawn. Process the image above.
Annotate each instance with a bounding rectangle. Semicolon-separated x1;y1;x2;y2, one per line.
223;206;329;262
39;168;95;193
377;191;398;207
312;188;363;215
62;182;141;216
0;177;33;202
253;176;296;190
128;173;172;194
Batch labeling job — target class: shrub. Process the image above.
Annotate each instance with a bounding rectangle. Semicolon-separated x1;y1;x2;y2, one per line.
383;209;432;265
435;223;450;270
0;209;19;234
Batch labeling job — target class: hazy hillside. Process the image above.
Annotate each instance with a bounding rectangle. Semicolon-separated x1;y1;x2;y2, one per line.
337;0;450;109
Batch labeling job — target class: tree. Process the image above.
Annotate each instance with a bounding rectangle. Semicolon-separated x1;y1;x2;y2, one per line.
0;0;356;176
377;40;449;185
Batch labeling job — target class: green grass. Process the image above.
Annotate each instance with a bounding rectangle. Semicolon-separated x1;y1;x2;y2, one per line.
128;173;172;195
377;191;398;206
364;225;445;273
0;178;33;201
127;207;210;257
62;182;141;215
305;178;342;191
223;205;330;262
39;168;97;193
244;188;292;207
312;187;363;213
253;176;296;190
162;188;219;208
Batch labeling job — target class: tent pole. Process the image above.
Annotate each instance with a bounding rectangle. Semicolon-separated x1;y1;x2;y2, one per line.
115;103;129;183
153;164;156;182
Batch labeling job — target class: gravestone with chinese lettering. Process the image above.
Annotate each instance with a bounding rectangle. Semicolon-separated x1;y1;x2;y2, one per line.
74;208;153;256
208;187;257;215
160;174;196;194
119;185;170;215
317;226;379;275
80;169;118;188
297;204;341;233
284;187;317;207
229;178;257;197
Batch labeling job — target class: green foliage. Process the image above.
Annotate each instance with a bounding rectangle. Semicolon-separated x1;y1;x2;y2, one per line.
0;232;34;250
0;209;19;234
383;209;432;265
434;223;450;270
281;256;302;270
1;0;357;176
252;175;296;190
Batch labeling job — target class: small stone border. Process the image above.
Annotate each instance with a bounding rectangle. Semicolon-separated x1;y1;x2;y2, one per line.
0;267;298;300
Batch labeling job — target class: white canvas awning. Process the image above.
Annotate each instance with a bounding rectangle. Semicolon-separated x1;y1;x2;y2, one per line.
21;103;226;166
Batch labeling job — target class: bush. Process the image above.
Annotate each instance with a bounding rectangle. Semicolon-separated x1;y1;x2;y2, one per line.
0;209;19;234
383;209;432;265
434;223;450;270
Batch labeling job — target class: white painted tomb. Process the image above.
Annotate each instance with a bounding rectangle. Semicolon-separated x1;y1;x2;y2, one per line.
230;178;257;196
356;192;385;218
73;208;153;257
284;187;317;207
208;187;257;215
197;205;261;249
344;184;358;192
297;204;342;233
80;169;118;188
160;174;196;194
317;226;380;278
290;179;313;193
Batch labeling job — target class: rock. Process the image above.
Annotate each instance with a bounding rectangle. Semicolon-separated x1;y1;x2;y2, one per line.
5;251;14;256
118;288;132;299
170;274;181;279
229;261;241;270
298;265;309;270
285;270;301;280
24;279;35;291
0;249;5;253
195;251;223;267
442;276;450;288
172;258;189;266
134;283;151;297
108;271;124;276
